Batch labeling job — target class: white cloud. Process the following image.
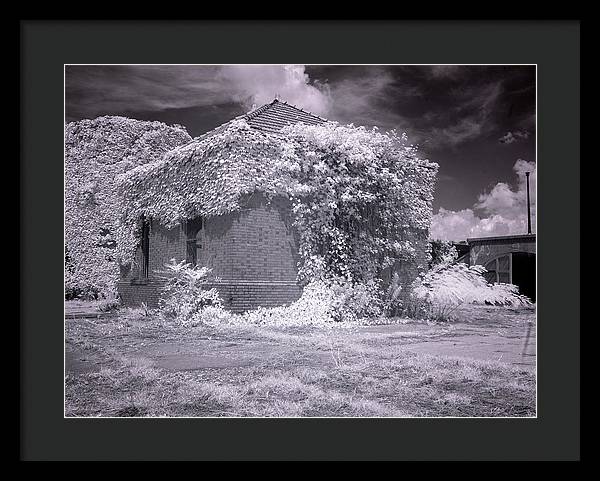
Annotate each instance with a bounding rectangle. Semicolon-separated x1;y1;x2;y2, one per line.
431;159;536;241
428;118;484;147
218;65;332;116
66;65;333;118
499;130;530;144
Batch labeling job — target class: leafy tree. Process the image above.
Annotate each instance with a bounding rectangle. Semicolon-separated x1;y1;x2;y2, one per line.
429;239;459;268
65;116;191;299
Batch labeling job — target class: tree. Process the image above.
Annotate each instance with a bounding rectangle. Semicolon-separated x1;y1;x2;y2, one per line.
65;116;191;299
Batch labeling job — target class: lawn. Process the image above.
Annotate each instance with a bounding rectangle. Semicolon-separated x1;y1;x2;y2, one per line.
65;304;536;417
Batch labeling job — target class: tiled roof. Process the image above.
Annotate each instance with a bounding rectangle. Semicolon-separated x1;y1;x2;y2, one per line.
194;99;327;141
243;99;327;134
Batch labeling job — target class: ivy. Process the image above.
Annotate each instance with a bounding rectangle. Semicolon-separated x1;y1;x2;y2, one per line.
118;119;438;286
65;116;191;298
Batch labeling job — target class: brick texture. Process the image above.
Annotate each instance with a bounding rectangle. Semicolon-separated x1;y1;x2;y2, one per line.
119;194;302;311
118;193;430;311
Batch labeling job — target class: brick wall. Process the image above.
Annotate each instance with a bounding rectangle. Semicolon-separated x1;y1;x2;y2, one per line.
199;194;300;282
204;281;302;313
118;193;430;310
118;194;302;311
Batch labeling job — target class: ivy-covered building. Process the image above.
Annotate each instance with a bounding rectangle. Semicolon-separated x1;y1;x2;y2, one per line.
117;99;437;311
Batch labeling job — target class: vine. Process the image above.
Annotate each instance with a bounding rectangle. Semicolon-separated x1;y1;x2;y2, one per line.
117;118;438;286
65;116;191;298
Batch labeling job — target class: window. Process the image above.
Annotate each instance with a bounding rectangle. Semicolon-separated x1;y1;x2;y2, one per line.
186;218;204;266
140;218;150;279
484;254;511;284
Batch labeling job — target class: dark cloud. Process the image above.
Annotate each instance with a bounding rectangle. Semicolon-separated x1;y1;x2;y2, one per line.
65;65;331;122
65;64;536;232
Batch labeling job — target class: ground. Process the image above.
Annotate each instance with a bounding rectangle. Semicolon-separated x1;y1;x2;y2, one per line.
65;303;536;417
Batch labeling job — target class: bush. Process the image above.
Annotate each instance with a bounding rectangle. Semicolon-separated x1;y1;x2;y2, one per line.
328;277;383;322
382;272;404;317
155;259;223;325
405;262;533;321
65;117;191;299
97;294;121;312
241;277;383;327
190;305;236;327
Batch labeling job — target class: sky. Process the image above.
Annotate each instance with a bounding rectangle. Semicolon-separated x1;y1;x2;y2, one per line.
65;64;536;241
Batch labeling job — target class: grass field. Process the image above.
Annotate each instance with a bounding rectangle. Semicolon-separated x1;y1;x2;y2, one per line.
65;304;536;417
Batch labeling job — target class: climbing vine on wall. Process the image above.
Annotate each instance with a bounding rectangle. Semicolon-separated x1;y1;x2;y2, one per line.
117;118;438;286
65;116;191;298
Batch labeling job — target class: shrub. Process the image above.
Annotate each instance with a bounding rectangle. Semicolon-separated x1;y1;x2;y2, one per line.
406;262;533;321
155;259;223;325
382;272;404;317
190;305;236;327
97;294;121;312
241;277;383;327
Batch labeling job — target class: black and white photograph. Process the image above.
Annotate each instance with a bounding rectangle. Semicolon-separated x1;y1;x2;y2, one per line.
64;64;537;418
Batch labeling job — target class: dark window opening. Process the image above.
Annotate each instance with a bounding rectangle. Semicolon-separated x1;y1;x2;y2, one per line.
512;252;536;302
185;218;204;266
141;218;150;279
483;252;536;302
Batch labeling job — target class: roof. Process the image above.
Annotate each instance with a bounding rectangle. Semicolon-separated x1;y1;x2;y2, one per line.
467;233;536;244
244;99;327;134
194;98;327;141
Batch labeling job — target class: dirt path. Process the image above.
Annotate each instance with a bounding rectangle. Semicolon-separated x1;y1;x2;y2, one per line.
64;304;536;417
360;311;536;371
65;305;536;375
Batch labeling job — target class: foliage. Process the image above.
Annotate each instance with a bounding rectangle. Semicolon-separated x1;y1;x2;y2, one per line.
65;116;191;299
97;294;121;313
185;278;384;328
382;272;404;317
237;277;383;327
429;239;459;268
408;262;533;321
118;119;438;286
190;305;236;327
156;259;223;324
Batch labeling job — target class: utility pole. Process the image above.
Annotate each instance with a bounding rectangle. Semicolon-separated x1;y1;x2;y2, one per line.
525;172;532;234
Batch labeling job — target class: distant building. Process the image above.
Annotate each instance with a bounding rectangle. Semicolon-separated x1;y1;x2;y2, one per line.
465;234;536;301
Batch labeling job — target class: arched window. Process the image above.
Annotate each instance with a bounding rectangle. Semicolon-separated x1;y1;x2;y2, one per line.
484;254;511;284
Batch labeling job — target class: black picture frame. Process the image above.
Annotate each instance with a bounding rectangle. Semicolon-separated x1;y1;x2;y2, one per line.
21;20;580;461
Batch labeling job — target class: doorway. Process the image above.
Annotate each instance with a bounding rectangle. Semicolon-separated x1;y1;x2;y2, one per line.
511;252;536;302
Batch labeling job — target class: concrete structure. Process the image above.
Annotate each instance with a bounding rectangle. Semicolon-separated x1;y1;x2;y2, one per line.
467;234;536;301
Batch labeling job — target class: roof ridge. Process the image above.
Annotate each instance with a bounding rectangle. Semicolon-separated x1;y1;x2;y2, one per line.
278;100;329;122
244;99;279;120
191;98;327;142
247;98;328;123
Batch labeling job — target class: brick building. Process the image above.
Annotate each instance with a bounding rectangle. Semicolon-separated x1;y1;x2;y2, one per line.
118;99;432;311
